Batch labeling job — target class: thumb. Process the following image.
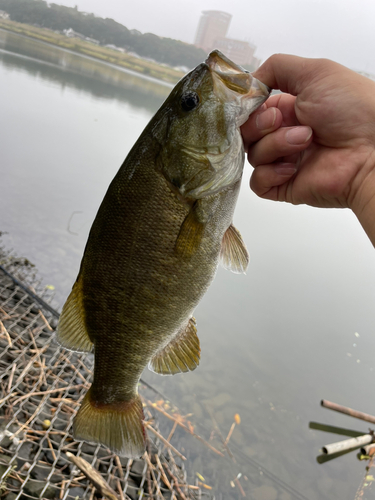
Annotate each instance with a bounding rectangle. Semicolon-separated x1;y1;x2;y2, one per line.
252;54;318;96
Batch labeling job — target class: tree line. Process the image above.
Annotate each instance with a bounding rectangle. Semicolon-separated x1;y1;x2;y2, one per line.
0;0;206;69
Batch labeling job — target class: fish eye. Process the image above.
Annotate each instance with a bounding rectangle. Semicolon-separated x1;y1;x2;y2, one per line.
180;92;200;112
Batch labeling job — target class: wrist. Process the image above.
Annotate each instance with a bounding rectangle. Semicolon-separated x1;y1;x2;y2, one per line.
350;149;375;246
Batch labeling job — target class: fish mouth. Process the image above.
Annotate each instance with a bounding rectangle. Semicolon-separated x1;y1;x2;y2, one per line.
206;49;270;104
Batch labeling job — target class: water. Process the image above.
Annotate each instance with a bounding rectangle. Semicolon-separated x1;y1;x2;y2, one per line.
1;29;375;499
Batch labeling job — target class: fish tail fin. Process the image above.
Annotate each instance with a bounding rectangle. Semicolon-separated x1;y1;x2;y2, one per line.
73;388;146;458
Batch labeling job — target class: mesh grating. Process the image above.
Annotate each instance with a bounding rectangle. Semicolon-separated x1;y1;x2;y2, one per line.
0;259;208;500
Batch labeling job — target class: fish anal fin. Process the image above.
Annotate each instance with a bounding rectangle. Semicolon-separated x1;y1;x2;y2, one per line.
149;317;200;375
175;207;205;259
220;224;249;274
57;280;93;353
73;388;146;458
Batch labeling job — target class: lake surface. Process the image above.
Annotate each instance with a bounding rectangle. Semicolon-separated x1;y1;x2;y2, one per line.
1;29;375;500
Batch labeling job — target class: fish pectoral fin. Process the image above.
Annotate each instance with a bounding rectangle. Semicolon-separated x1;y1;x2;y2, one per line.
175;205;205;258
220;224;249;274
149;317;200;375
57;281;93;353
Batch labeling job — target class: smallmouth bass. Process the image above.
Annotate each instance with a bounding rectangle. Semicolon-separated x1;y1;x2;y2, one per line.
57;50;270;457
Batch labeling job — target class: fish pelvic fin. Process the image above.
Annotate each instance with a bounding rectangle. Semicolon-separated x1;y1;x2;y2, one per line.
73;388;146;459
57;280;93;353
149;317;200;375
220;224;249;274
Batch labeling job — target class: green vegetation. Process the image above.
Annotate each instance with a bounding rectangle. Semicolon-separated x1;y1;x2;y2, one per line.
0;18;185;83
0;0;206;69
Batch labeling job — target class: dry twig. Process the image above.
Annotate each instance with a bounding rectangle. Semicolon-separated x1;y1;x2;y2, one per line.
66;452;119;500
0;320;12;346
145;422;186;461
147;399;225;457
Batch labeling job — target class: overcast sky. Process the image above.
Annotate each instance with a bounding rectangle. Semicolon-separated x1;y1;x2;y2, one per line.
55;0;375;75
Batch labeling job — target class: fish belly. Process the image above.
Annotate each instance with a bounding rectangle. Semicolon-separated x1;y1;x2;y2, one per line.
63;152;240;457
82;151;240;388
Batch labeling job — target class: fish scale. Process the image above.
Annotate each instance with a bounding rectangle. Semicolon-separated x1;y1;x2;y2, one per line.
57;50;270;458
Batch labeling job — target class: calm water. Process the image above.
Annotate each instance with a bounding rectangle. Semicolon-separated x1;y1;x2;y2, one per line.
1;29;375;499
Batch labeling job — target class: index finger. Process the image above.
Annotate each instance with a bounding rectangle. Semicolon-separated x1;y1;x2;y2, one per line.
264;93;299;127
241;93;299;151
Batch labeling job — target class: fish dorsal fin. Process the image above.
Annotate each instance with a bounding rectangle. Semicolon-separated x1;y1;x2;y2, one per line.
175;207;205;259
57;280;93;353
220;224;249;274
149;317;200;375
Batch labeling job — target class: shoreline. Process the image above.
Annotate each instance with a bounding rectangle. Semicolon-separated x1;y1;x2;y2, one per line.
0;28;174;91
0;19;185;85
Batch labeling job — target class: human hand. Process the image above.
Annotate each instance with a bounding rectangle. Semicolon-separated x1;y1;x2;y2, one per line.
241;55;375;243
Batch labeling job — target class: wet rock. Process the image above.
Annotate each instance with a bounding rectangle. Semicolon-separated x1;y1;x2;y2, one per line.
49;470;65;484
0;453;13;478
2;493;17;500
148;442;159;459
81;442;97;454
79;452;94;464
124;477;140;500
67;486;86;497
0;425;19;449
118;455;129;467
30;464;52;482
97;447;111;459
22;478;57;499
49;433;63;446
131;458;146;478
17;442;35;463
44;450;66;469
52;416;70;431
30;463;63;484
49;318;58;329
98;460;109;474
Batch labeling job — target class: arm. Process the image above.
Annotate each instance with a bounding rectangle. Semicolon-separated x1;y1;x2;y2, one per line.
241;54;375;246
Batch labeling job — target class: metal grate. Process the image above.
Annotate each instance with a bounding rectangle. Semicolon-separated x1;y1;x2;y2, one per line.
0;258;207;500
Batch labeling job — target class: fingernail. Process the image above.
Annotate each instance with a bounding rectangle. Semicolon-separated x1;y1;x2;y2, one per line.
286;126;312;145
274;163;297;176
256;108;276;130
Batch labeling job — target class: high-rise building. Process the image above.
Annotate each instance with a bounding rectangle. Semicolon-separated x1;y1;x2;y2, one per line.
194;11;232;53
194;10;261;69
215;38;258;67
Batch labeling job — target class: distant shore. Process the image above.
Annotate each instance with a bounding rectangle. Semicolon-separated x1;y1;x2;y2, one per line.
0;18;185;84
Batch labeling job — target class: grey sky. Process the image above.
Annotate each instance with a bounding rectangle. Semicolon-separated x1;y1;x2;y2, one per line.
55;0;375;74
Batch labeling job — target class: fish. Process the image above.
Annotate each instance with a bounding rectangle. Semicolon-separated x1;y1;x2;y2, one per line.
57;50;270;458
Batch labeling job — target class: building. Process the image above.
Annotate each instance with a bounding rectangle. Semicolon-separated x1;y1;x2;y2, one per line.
215;38;256;67
63;28;99;45
194;11;261;69
194;11;232;53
